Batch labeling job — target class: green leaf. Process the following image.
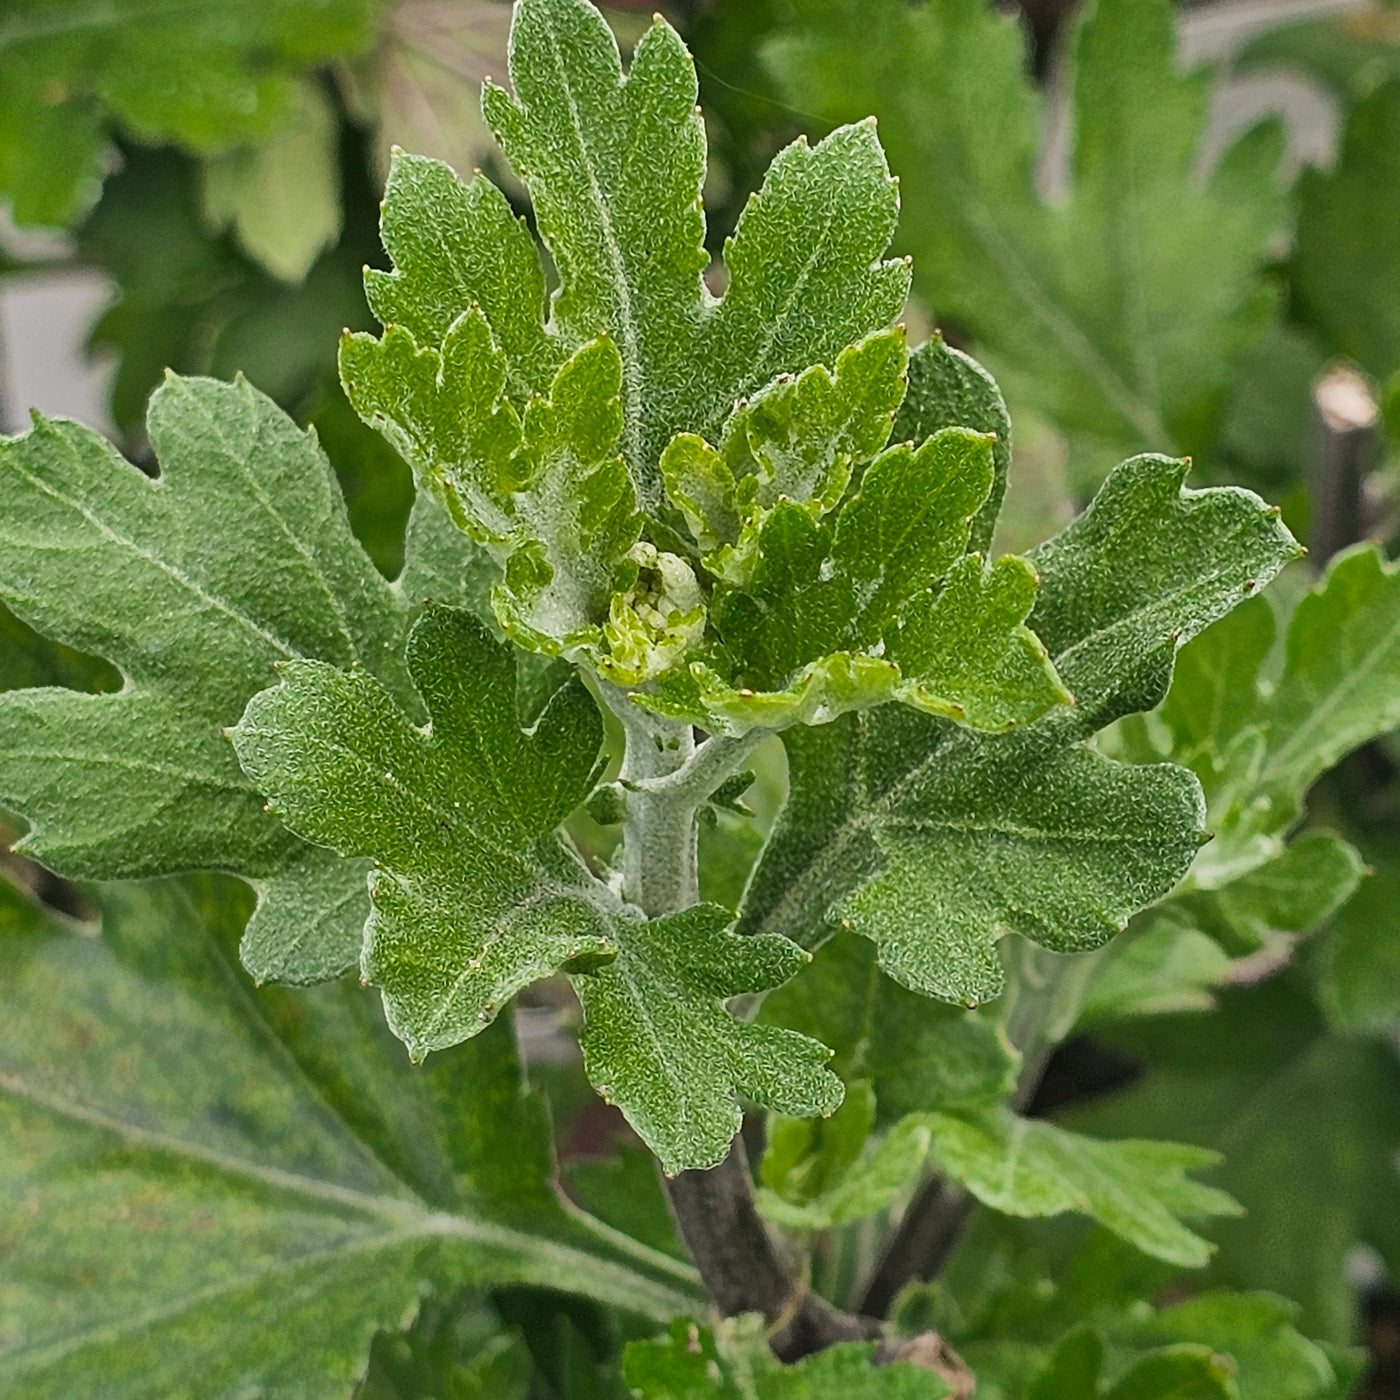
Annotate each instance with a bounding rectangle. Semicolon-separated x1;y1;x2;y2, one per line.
757;1090;932;1231
494;337;648;666
1030;1331;1106;1400
1115;1292;1361;1400
0;374;415;982
0;0;385;227
1079;981;1400;1343
925;1109;1239;1269
649;425;1068;736
740;456;1297;1007
570;904;843;1175
1158;547;1400;885
1312;837;1400;1035
934;1223;1357;1400
766;0;1286;473
234;606;836;1169
622;1319;952;1399
1292;78;1400;377
233;604;612;1057
481;0;709;491
760;930;1018;1124
0;874;703;1397
892;335;1013;558
671;326;910;574
1234;10;1400;105
201;79;342;282
1074;909;1234;1027
1103;1349;1237;1400
361;150;562;404
359;2;908;511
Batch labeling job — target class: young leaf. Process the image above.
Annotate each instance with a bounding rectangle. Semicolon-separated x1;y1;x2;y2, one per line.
740;457;1298;1006
233;605;612;1058
767;0;1286;473
0;875;702;1397
570;904;843;1175
649;426;1069;735
481;0;709;489
0;374;416;984
925;1109;1239;1269
623;1319;953;1399
363;151;562;402
892;334;1013;557
757;1092;932;1232
357;1;909;510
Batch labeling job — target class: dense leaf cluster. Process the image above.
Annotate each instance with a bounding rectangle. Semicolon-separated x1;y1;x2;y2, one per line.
1;0;1398;1395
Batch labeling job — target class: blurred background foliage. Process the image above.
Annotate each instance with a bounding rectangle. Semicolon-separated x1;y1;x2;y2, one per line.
2;0;1400;1396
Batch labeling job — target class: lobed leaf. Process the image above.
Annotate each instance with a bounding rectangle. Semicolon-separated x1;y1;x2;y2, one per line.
926;1109;1239;1269
571;904;843;1175
233;604;612;1057
740;456;1298;1006
0;374;428;984
234;606;837;1169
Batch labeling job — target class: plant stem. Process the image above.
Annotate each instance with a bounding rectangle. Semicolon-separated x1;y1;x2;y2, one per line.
604;685;881;1359
857;1176;973;1318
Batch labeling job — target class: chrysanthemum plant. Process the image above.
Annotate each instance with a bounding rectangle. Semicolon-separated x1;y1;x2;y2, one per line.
0;0;1305;1378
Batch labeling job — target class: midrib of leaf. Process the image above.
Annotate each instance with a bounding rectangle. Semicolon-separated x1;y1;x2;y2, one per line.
891;812;1168;846
538;10;644;478
182;388;365;670
265;877;366;963
933;151;1172;448
322;735;536;872
0;744;259;794
0;1067;703;1324
724;175;846;416
416;879;598;1043
13;440;301;671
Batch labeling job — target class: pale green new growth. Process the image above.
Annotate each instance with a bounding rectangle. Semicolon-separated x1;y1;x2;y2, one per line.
342;0;1069;739
925;1111;1239;1269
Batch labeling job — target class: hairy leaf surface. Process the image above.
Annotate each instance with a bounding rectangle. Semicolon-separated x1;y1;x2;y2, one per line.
234;606;838;1170
0;875;701;1398
741;458;1297;1005
0;375;423;982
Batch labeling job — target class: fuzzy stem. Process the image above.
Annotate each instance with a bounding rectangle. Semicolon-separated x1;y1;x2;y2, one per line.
603;685;880;1359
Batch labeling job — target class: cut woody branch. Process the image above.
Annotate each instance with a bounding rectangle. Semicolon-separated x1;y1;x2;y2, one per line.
1310;361;1383;567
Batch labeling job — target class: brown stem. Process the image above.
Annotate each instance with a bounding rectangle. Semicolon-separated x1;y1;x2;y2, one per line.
856;1175;974;1319
663;1137;882;1361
